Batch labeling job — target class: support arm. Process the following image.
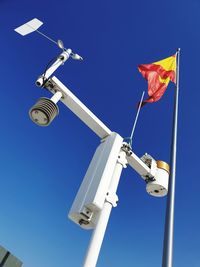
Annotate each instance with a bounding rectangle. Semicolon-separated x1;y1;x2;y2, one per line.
126;151;153;178
44;76;112;139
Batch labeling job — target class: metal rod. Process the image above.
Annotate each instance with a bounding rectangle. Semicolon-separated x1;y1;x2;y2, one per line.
129;91;145;146
51;91;63;104
162;48;180;267
35;29;58;46
26;22;59;46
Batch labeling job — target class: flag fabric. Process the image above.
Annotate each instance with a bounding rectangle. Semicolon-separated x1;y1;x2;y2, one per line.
138;55;176;106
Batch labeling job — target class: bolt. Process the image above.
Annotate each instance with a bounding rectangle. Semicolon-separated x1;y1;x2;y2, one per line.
79;219;89;226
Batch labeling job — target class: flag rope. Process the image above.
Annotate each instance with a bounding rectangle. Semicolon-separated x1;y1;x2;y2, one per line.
128;90;145;147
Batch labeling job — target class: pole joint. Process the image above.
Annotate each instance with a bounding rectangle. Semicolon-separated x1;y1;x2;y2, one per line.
121;142;132;157
105;191;119;207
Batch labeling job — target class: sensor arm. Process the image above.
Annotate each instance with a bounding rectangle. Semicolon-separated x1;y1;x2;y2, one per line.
126;151;152;178
36;50;72;87
43;76;156;180
44;76;112;139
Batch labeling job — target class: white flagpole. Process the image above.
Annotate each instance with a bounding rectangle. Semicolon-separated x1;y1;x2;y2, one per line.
162;48;180;267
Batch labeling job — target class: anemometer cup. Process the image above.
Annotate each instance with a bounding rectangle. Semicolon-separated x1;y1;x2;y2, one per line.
146;160;169;197
29;97;59;126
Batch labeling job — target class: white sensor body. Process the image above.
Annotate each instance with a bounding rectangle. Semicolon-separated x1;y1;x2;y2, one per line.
146;167;169;197
68;132;123;229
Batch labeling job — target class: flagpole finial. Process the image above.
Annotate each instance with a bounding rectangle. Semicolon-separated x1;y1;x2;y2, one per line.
177;48;181;52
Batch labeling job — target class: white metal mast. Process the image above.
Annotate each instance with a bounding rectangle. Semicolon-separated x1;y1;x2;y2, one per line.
15;18;171;267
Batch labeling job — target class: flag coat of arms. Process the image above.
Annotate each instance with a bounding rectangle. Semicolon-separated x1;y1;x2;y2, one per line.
138;55;176;106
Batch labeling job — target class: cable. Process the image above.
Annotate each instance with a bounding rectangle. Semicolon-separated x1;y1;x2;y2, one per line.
41;55;60;86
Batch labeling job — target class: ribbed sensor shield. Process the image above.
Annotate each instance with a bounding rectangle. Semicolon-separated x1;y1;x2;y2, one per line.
29;97;59;126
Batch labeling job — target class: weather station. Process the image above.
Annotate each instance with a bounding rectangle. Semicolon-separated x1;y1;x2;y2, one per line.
15;18;178;267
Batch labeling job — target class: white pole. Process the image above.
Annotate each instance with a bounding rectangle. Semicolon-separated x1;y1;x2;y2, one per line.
83;202;112;267
83;150;127;267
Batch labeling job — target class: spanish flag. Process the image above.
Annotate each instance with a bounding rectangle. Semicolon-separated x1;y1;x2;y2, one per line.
138;55;176;106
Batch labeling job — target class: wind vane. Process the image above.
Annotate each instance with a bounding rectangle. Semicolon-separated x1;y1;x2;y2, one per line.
15;18;171;267
15;18;83;60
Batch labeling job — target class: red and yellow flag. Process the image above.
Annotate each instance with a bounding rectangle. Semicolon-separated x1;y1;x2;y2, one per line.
138;55;176;106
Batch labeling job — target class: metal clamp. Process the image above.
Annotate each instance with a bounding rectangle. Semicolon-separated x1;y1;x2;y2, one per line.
141;153;157;178
79;207;94;226
122;142;132;157
105;191;119;207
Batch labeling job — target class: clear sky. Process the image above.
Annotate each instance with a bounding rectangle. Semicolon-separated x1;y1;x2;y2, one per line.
0;1;199;267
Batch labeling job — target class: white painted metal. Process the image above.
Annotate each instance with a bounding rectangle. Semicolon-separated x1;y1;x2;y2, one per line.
16;17;171;267
83;202;112;267
146;167;169;197
126;151;152;177
45;76;112;139
68;132;123;229
140;153;157;179
14;18;43;36
36;51;71;87
51;91;62;104
82;150;127;267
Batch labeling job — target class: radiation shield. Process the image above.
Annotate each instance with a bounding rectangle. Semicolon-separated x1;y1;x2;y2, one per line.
14;18;43;36
68;132;123;229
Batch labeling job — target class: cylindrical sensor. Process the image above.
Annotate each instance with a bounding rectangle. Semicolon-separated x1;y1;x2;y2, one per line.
29;97;59;126
146;160;170;197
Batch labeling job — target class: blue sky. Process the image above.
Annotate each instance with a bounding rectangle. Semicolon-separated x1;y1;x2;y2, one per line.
0;1;200;267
